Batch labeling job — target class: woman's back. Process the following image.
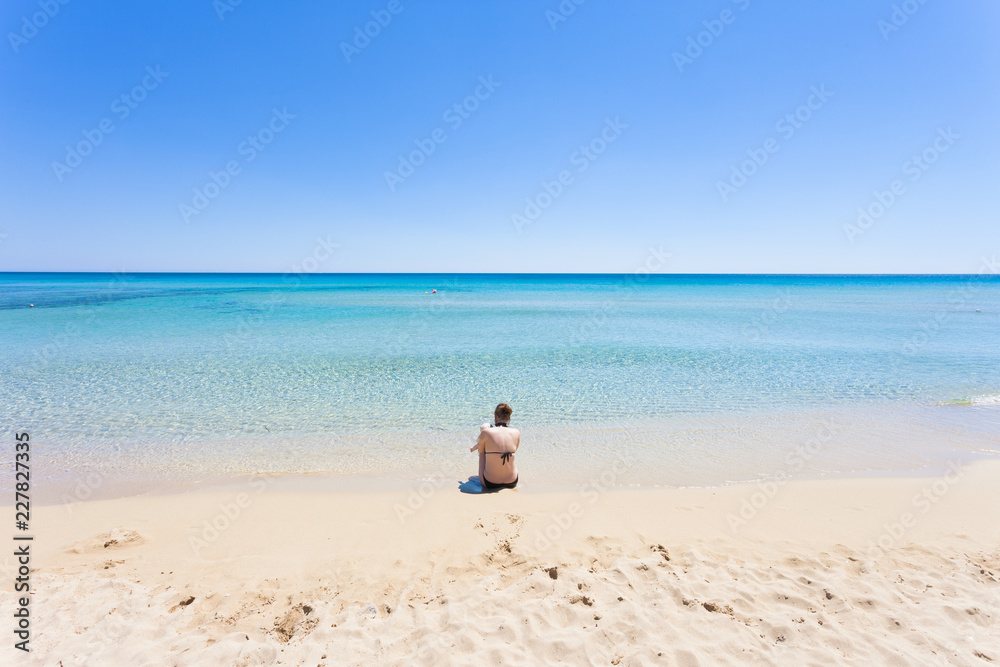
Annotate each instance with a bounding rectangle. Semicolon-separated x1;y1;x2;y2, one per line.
480;424;519;484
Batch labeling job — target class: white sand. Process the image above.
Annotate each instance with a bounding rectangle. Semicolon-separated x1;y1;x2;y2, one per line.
3;461;999;665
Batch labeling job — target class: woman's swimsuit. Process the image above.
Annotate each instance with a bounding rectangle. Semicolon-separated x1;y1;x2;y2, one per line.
482;423;518;490
482;474;518;490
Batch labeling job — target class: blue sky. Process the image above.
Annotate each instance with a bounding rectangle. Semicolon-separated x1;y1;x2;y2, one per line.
1;0;997;273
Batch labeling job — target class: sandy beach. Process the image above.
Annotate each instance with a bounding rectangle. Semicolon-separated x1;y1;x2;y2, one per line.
6;0;999;663
2;461;997;666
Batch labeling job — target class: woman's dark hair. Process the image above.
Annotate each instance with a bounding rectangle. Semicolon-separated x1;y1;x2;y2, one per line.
494;403;513;423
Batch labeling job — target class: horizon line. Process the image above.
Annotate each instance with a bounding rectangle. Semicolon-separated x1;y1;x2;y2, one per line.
0;271;997;277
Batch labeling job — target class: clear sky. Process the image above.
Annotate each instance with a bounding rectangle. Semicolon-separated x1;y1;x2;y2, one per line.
1;0;998;273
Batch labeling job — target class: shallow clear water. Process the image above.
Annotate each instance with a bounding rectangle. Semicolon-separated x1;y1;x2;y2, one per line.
1;273;998;499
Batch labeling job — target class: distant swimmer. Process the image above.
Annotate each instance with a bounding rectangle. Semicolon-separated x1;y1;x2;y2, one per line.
431;289;437;294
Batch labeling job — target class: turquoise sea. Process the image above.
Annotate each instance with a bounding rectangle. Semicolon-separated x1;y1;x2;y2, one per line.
2;273;998;500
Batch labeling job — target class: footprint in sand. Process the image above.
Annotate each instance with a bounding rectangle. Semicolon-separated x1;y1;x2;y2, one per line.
273;603;318;643
702;601;734;615
69;528;145;554
474;513;525;560
650;544;671;562
168;595;196;613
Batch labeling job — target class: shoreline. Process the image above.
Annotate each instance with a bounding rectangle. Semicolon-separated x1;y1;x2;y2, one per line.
19;450;1000;507
22;459;1000;548
13;400;999;506
5;460;999;664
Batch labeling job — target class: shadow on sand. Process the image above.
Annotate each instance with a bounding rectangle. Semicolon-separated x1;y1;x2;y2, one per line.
459;476;485;494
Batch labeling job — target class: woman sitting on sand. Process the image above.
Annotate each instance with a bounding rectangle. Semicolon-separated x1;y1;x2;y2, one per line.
470;403;520;491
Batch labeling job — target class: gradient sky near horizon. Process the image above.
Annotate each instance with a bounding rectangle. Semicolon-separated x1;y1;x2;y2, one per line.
1;0;998;273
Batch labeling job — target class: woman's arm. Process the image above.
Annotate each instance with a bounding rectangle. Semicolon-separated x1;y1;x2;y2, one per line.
470;429;486;452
